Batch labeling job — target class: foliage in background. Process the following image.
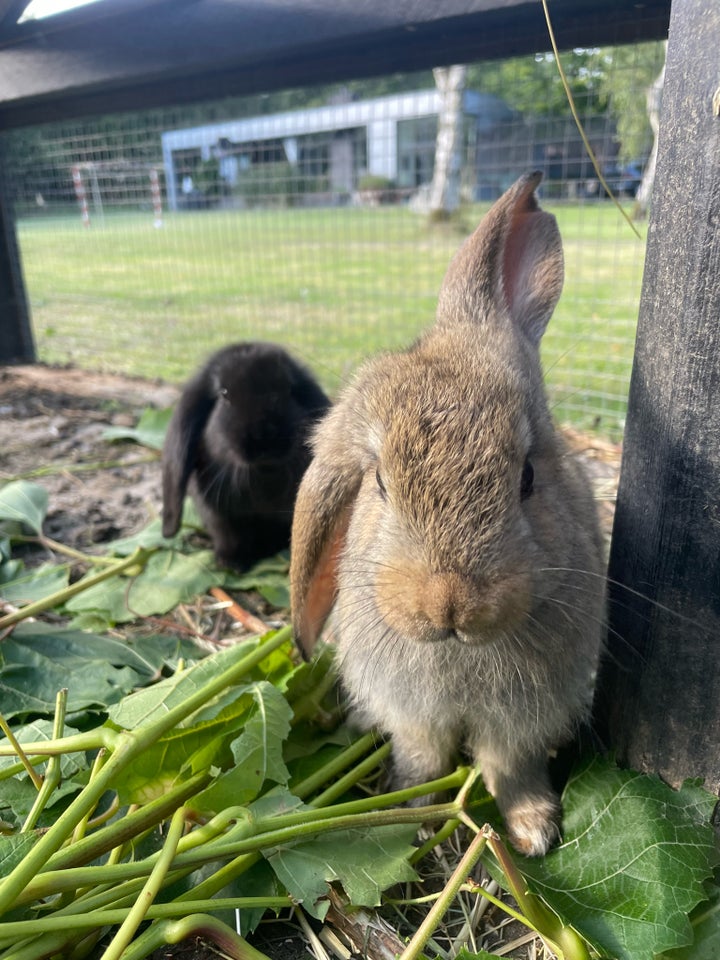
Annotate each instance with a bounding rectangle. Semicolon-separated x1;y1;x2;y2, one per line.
599;42;667;163
466;51;608;116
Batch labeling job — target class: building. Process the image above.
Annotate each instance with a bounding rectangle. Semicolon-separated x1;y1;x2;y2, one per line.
160;89;515;210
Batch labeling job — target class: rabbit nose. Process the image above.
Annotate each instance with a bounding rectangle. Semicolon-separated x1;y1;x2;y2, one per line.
423;574;497;633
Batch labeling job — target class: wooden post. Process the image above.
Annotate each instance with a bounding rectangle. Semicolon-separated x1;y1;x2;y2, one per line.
0;145;34;363
595;0;720;792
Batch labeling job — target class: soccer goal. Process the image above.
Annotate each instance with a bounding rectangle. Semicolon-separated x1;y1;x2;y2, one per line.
70;161;163;227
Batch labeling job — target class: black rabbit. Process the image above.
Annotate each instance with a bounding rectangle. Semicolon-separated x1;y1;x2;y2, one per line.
162;341;330;570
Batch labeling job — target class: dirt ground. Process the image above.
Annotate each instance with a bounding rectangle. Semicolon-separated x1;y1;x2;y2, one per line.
0;362;622;960
0;364;178;551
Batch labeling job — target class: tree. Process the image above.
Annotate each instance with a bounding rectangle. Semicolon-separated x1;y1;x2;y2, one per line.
466;51;608;117
427;65;467;219
633;46;666;218
599;41;667;163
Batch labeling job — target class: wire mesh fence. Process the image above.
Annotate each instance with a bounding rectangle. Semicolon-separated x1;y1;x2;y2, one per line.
2;43;667;439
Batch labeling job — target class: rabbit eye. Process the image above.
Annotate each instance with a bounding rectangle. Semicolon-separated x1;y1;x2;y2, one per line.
521;458;534;500
375;467;387;500
219;387;229;401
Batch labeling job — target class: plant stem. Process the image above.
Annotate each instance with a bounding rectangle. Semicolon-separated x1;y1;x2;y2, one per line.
309;741;392;807
11;533;118;566
290;730;378;799
173;795;469;869
0;898;293;943
42;772;209;876
167;736;396;908
71;749;108;845
0;727;113;759
484;828;591;960
410;818;462;864
0;714;42;789
21;689;67;833
99;807;187;960
118;914;271;960
462;880;535;929
0;931;76;960
175;766;476;907
0;627;291;916
10;797;462;904
284;766;473;825
398;827;488;960
0;756;45;782
8;455;158;481
0;546;153;630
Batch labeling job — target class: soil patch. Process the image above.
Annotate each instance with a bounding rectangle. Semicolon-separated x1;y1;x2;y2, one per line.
0;364;177;553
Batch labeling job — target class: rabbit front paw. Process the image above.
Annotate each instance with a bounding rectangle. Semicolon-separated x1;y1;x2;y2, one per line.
504;793;561;856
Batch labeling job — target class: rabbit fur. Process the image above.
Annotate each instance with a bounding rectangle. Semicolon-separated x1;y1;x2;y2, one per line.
290;173;606;856
162;341;329;571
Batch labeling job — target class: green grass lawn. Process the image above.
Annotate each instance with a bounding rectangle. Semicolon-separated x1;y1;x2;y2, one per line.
17;202;646;438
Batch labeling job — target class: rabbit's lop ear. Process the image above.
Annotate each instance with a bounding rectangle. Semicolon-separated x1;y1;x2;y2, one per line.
437;171;563;346
161;369;216;538
288;362;331;416
290;412;363;659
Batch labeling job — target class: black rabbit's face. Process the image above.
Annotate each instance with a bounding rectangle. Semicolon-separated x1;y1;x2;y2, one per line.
211;356;297;465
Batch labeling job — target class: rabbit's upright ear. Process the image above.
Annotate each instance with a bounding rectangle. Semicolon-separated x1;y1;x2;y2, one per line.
290;414;363;659
437;171;563;346
161;369;216;538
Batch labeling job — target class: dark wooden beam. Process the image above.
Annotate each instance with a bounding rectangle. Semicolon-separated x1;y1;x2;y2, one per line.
595;0;720;791
0;0;30;30
0;144;34;363
0;0;671;130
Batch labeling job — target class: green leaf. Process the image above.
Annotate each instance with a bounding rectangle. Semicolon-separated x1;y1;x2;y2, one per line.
194;682;293;810
0;537;24;584
106;639;296;804
248;785;307;821
107;642;246;729
0;773;84;825
102;406;172;450
0;536;12;564
661;879;720;960
0;719;85;778
0;562;69;604
107;636;293;731
519;756;720;960
106;517;178;556
223;553;290;607
110;687;264;804
107;502;205;556
0;719;88;825
265;824;418;919
0;624;164;721
0;481;48;535
223;859;286;936
0;834;38;880
65;548;218;624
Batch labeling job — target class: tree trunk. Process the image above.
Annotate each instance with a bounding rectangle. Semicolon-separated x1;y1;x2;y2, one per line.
633;45;666;219
0;142;35;363
428;65;467;219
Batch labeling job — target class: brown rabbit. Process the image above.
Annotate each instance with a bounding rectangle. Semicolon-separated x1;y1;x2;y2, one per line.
290;172;605;856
